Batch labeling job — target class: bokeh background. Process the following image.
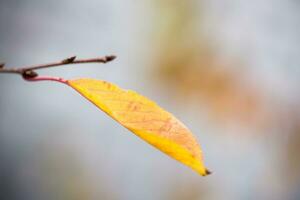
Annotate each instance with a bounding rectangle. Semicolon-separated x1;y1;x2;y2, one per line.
1;0;300;199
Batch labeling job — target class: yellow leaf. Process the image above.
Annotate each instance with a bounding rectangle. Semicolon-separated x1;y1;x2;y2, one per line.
67;78;210;176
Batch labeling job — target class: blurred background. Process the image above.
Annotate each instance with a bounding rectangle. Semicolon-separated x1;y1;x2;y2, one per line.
0;0;300;199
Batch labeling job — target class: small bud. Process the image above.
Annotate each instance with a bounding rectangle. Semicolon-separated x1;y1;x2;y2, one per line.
104;55;116;62
62;56;76;64
22;70;38;79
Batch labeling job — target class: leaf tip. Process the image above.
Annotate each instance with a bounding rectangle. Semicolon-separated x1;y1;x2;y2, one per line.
203;168;212;176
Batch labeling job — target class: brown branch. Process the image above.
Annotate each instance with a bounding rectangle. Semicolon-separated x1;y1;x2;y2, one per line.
0;55;116;78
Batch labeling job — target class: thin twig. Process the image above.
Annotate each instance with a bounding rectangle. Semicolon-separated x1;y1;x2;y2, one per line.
0;55;116;79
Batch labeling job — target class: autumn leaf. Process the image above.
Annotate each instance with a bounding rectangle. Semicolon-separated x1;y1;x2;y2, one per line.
67;78;210;176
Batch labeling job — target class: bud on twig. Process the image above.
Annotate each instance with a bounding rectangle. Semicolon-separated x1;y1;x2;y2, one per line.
62;56;76;64
22;70;38;79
